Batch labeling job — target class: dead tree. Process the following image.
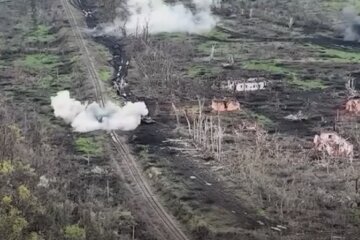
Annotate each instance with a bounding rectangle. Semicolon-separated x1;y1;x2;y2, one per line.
209;44;216;61
346;76;357;98
184;99;224;161
288;17;294;29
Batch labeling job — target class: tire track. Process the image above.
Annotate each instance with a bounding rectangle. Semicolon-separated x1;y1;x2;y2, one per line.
60;1;189;240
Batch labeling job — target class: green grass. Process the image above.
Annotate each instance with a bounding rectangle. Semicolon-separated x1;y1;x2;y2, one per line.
197;41;219;55
203;28;231;41
154;32;188;41
195;37;250;60
26;25;56;44
307;43;360;62
17;53;61;72
37;75;54;89
75;136;103;157
92;43;111;62
98;68;112;81
243;60;327;90
187;64;222;78
36;74;72;91
241;109;275;127
320;48;360;63
250;112;274;127
289;74;327;90
197;40;239;56
243;60;290;74
324;0;360;11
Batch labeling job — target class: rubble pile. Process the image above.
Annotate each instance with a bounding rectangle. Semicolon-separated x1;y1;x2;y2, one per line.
284;110;308;121
313;132;353;158
345;98;360;114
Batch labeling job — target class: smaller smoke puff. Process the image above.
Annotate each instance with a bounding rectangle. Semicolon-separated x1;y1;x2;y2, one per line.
51;91;148;132
341;7;360;42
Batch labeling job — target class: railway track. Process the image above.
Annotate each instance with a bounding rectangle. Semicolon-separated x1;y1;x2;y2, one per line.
60;1;189;240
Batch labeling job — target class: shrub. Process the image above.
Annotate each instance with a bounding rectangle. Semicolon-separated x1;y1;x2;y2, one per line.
64;224;86;240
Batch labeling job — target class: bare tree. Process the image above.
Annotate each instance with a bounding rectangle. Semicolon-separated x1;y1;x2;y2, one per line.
183;99;224;161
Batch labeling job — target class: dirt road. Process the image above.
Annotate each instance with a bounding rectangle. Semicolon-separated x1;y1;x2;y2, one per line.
60;0;189;239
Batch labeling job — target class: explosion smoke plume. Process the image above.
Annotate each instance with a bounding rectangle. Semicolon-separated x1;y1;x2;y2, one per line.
341;7;360;42
91;0;219;36
51;91;148;132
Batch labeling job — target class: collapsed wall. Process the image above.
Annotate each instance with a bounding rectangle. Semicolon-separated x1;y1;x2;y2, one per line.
313;132;353;159
211;99;240;112
345;98;360;114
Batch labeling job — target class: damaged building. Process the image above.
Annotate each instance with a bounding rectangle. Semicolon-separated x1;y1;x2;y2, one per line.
221;78;267;92
345;98;360;114
313;132;353;159
211;99;240;112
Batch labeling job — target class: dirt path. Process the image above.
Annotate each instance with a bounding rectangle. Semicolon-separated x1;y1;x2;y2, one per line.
60;1;189;239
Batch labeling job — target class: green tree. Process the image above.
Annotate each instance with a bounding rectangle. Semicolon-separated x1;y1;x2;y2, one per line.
0;206;28;240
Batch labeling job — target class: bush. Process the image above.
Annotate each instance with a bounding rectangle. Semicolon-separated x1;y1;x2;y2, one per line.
64;224;86;240
17;185;31;200
0;160;14;174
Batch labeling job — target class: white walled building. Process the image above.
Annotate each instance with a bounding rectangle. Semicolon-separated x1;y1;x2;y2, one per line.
221;78;267;92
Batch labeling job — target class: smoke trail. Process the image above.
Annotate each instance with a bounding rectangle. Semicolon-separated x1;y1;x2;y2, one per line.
341;7;360;42
91;0;219;36
51;91;148;132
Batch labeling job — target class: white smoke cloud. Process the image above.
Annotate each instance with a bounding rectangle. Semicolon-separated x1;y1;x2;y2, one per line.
51;91;148;132
51;91;86;124
341;7;360;42
92;0;219;36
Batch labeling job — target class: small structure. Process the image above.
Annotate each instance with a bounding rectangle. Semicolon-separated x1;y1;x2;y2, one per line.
222;78;267;92
221;55;234;69
211;99;240;112
345;98;360;114
284;110;308;121
313;132;353;159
